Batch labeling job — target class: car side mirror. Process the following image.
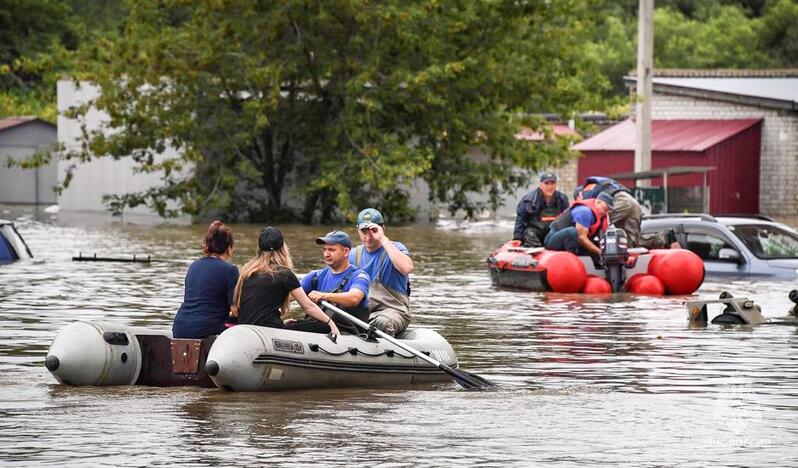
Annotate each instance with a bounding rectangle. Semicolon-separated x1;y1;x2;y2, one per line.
718;248;742;262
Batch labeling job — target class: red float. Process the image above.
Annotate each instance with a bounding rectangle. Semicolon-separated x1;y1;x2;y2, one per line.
626;274;665;295
647;249;704;295
538;250;587;293
582;275;612;294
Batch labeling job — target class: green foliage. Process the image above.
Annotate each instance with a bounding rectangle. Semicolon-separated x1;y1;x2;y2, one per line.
654;4;775;68
68;0;607;222
760;0;798;66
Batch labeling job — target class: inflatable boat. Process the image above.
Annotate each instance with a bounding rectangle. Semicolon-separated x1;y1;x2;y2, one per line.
487;227;704;295
45;321;457;391
45;321;216;387
205;325;457;392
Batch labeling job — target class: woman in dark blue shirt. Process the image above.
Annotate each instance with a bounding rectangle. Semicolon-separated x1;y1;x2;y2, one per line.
172;221;239;338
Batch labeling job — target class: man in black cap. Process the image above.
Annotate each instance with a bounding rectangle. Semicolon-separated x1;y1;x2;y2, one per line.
512;171;570;247
295;231;371;334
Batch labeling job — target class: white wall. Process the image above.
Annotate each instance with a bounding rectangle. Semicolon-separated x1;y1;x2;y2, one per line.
57;80;188;220
0;122;57;204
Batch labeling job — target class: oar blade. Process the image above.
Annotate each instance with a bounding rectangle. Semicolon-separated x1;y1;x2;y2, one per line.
439;364;494;390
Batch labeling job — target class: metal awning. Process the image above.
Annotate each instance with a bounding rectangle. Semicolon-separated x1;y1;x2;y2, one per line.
607;166;716;180
607;166;716;213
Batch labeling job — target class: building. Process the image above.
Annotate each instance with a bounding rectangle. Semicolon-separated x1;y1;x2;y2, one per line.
613;69;798;216
0;117;58;205
574;118;762;214
57;80;186;220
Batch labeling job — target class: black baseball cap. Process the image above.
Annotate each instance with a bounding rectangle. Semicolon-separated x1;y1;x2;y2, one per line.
259;227;284;251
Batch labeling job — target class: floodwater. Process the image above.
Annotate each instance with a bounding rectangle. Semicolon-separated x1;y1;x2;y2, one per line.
1;206;797;467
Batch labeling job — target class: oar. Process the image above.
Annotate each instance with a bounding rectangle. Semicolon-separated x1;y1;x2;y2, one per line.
320;301;494;390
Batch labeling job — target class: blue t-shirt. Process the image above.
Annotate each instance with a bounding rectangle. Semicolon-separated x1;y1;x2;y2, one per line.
173;256;239;339
301;265;370;309
349;242;410;296
571;205;596;229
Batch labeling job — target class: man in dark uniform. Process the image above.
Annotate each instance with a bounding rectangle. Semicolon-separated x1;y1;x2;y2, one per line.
513;171;570;247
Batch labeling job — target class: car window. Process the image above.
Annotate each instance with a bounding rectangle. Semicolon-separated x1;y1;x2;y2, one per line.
684;230;737;261
728;224;798;259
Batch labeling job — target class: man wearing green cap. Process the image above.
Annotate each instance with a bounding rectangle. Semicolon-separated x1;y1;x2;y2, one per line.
349;208;413;336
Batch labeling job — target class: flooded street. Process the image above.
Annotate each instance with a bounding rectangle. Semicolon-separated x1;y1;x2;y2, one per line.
1;207;797;466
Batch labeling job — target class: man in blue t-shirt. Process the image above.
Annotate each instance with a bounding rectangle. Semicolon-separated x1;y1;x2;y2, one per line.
544;192;613;256
294;230;370;334
349;208;413;336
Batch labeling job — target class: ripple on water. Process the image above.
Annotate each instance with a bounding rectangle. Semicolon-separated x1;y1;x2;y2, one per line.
0;210;796;466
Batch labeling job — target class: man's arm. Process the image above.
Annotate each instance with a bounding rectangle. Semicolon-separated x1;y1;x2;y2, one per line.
576;223;601;256
371;225;414;274
308;288;365;307
513;199;528;241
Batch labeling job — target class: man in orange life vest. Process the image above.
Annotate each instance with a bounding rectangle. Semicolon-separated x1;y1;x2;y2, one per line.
512;171;570;247
544;191;613;256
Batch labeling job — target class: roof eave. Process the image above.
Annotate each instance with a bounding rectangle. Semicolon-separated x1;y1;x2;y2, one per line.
624;76;798;112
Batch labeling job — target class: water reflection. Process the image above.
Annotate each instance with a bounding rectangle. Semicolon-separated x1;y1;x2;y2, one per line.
1;205;797;465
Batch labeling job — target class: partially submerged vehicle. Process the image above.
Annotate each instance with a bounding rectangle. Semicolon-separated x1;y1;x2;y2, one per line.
487;225;704;295
686;290;798;326
45;321;457;391
0;219;32;264
642;214;798;279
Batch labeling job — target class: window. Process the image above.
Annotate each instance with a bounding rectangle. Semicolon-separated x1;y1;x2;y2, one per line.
729;224;798;259
684;230;737;261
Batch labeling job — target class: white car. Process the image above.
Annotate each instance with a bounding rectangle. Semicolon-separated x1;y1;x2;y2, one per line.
641;214;798;279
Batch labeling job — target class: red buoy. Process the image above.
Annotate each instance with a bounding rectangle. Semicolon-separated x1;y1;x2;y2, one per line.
582;275;612;294
538;251;586;293
648;249;704;294
624;273;646;292
626;274;665;295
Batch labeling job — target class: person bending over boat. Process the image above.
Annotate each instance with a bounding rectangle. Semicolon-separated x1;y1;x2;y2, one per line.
512;171;569;247
231;227;340;336
350;208;413;337
544;192;613;256
294;230;370;334
173;221;239;339
575;176;643;247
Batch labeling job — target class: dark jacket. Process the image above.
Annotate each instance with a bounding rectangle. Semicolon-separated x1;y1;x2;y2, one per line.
513;188;570;241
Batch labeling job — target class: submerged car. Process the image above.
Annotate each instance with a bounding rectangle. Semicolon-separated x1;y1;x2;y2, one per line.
641;214;798;279
0;219;33;264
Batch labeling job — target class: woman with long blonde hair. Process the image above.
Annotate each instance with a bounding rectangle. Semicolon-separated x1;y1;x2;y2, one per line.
232;227;340;336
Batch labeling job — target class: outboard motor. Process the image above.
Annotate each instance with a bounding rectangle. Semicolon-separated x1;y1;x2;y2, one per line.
600;225;629;292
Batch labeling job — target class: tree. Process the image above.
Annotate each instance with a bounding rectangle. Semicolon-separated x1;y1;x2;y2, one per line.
66;0;608;222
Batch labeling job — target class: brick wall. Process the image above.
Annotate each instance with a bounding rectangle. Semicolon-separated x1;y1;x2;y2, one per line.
644;92;798;216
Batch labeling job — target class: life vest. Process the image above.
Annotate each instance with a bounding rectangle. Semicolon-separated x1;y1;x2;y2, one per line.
584;176;632;197
522;188;568;223
549;199;609;237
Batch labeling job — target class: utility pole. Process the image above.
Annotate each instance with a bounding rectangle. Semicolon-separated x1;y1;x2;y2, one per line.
635;0;654;187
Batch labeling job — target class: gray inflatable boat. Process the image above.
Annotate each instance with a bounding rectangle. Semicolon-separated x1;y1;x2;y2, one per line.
205;325;458;392
44;321;457;391
45;321;216;387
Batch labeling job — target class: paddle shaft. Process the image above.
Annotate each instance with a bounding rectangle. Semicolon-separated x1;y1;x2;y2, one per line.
320;301;445;369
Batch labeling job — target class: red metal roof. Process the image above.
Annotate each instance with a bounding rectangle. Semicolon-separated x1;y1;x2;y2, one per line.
515;124;577;141
573;118;762;152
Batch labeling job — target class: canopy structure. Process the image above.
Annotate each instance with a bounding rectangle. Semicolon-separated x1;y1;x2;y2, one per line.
607;166;716;213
